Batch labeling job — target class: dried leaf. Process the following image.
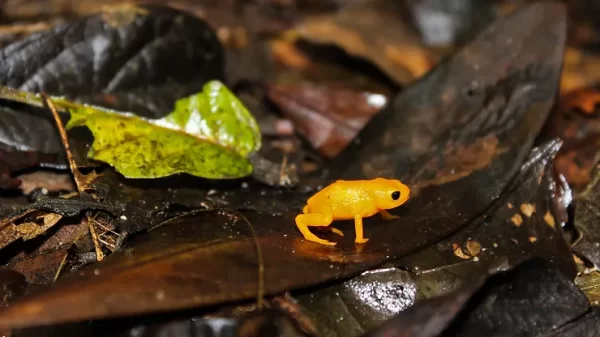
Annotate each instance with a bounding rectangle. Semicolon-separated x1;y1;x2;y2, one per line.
465;240;482;257
560;48;600;94
293;0;437;85
548;87;600;190
453;243;470;260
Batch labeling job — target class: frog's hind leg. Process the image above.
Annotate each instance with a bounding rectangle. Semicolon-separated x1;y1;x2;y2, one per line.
295;205;337;246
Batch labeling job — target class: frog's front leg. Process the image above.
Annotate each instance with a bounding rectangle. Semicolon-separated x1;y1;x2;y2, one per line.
295;206;337;246
354;215;369;244
379;209;400;220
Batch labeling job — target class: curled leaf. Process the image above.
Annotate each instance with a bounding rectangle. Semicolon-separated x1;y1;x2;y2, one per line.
62;80;261;180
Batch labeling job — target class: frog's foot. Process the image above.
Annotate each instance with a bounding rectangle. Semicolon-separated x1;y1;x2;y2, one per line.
295;212;336;246
330;227;344;236
309;237;337;246
355;238;369;244
379;210;400;221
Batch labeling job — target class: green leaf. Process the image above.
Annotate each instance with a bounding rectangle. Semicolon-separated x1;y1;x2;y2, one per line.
59;80;261;179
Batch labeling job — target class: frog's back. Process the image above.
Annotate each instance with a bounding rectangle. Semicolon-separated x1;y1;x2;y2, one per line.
309;180;368;200
307;180;374;219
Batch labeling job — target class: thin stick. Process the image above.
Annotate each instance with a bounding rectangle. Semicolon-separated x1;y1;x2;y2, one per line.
43;95;84;193
231;210;265;309
87;215;104;261
43;95;104;261
53;253;69;282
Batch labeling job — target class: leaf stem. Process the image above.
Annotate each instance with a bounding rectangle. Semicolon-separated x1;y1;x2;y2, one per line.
43;95;83;192
43;95;104;261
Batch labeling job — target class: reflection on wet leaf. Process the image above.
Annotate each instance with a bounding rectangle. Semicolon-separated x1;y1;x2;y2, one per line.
368;258;590;337
294;267;417;337
365;279;477;337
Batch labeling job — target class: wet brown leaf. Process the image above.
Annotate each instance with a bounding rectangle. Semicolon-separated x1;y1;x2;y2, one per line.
292;0;437;85
267;83;387;158
0;209;386;328
319;1;567;266
293;267;417;336
369;258;590;337
395;140;577;306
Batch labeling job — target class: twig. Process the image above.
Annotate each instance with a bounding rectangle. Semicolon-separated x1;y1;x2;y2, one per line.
43;95;104;261
43;95;84;192
230;210;265;309
53;253;69;282
86;216;104;261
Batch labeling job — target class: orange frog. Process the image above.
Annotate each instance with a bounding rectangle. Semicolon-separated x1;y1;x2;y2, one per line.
295;178;411;246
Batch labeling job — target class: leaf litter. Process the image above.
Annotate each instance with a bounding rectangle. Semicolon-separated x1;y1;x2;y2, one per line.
0;1;596;331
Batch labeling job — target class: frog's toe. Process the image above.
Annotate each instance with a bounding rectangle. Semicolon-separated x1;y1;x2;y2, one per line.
330;227;344;236
355;238;369;244
313;239;337;246
304;237;337;246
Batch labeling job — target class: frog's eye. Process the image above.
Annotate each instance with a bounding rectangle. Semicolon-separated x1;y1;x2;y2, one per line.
391;191;400;200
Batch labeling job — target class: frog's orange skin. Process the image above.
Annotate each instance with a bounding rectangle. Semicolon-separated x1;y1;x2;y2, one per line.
295;178;411;246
